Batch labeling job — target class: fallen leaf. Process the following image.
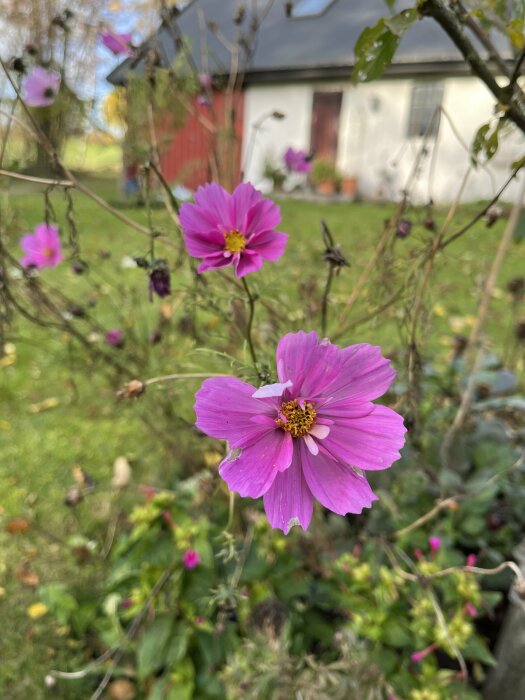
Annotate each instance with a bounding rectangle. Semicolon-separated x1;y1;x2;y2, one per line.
5;516;31;534
27;602;48;619
112;456;132;488
15;564;40;587
109;679;136;700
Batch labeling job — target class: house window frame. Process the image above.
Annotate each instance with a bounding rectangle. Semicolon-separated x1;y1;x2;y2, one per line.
407;81;444;138
290;0;336;19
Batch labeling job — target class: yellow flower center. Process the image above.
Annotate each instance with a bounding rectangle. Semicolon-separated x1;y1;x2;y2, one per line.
276;399;316;438
224;230;246;254
42;246;53;258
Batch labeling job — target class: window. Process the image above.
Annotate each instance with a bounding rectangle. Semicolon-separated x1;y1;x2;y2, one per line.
291;0;336;18
407;82;444;138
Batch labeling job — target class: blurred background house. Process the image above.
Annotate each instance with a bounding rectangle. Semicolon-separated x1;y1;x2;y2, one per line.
107;0;524;203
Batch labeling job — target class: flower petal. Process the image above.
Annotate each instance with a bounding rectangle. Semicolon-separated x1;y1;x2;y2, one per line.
263;447;313;533
276;331;341;398
219;430;292;498
195;377;276;448
300;441;378;516
252;380;293;398
249;230;288;261
231;182;262;231
197;251;234;274
194;183;233;228
246;197;281;235
323;344;397;403
321;404;406;470
235;250;263;277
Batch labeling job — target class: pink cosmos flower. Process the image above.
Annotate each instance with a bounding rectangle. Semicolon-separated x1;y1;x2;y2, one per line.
21;67;61;107
428;536;442;554
20;223;62;268
283;147;312;174
194;331;406;534
179;182;288;278
101;29;133;55
105;329;124;347
182;549;201;569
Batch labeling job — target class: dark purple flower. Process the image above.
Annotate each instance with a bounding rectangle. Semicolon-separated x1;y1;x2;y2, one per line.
105;329;124;347
148;265;171;299
21;67;61;107
395;219;412;239
283;147;312;174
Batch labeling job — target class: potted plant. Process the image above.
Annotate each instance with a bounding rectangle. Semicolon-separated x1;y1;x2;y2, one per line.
341;174;359;199
310;158;341;196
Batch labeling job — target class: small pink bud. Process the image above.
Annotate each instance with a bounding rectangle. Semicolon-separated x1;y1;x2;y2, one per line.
413;547;423;561
411;643;437;663
162;510;174;528
195;615;205;624
428;536;442;554
464;603;478;618
466;554;477;567
182;549;201;570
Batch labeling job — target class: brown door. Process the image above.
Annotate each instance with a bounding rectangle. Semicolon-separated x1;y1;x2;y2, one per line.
310;91;342;163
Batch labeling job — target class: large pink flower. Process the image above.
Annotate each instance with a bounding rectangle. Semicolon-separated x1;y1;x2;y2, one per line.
21;67;61;107
283;147;312;174
195;331;406;533
101;30;133;56
179;182;288;278
20;223;63;269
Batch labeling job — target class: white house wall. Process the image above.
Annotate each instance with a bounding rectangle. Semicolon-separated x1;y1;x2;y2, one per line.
243;77;524;203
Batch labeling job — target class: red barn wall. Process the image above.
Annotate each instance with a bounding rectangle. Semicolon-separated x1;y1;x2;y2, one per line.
158;91;245;190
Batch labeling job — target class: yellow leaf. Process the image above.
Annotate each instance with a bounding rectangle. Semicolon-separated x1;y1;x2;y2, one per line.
0;354;15;368
0;420;10;431
28;397;59;414
27;603;49;619
433;303;446;317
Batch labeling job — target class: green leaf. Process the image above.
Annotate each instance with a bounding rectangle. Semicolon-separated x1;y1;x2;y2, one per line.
164;622;191;665
137;614;174;680
463;636;497;666
352;9;418;84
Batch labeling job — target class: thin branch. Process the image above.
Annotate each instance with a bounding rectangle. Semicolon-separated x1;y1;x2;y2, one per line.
0;168;74;187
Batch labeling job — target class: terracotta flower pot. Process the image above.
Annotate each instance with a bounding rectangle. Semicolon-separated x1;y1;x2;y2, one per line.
341;176;358;198
317;180;336;196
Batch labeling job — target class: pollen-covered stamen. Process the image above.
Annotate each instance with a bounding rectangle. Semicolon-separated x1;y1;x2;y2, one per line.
276;399;316;438
224;230;246;254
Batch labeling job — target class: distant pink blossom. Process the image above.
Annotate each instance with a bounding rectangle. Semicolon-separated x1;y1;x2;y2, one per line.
182;549;201;569
105;329;124;347
179;182;288;278
195;615;205;624
411;643;437;663
101;29;132;55
429;536;442;554
198;72;212;90
283;147;312;174
196;94;211;107
21;67;61;107
466;553;478;567
464;603;478;618
413;548;423;561
20;223;62;268
195;331;406;533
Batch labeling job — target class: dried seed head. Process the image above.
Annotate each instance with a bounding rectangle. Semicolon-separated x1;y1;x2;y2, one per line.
117;379;146;399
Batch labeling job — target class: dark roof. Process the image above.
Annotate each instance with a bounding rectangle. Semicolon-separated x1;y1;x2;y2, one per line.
107;0;512;85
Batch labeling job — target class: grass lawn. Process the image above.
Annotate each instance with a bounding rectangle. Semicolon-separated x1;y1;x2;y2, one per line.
0;174;522;698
